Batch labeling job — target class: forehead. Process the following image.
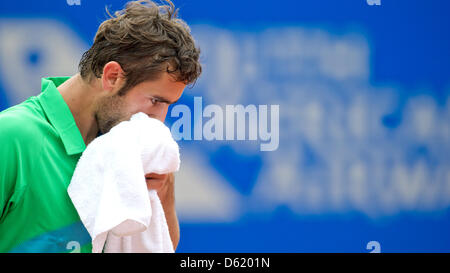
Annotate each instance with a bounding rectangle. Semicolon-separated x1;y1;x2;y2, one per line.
135;72;186;96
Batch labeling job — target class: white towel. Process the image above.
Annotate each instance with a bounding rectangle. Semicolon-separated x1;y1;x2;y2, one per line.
68;112;179;253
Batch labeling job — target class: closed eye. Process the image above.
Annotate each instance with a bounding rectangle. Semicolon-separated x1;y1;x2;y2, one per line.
150;97;164;105
150;96;178;105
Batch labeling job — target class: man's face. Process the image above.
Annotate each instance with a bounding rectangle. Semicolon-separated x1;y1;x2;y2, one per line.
95;72;186;134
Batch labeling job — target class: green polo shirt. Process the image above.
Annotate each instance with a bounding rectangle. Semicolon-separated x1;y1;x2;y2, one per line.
0;77;92;253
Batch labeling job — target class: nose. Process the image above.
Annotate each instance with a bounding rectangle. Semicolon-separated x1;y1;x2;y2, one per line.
145;105;169;122
147;114;164;122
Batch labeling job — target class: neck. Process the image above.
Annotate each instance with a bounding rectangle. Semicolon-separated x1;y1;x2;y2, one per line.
58;74;100;146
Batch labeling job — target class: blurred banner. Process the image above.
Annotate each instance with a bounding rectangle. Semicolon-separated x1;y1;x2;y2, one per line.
0;0;449;252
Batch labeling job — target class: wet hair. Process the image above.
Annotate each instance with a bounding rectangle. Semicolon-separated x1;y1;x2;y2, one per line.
78;0;202;94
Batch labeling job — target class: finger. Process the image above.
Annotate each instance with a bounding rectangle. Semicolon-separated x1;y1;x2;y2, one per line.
145;173;168;191
145;173;167;180
146;178;165;191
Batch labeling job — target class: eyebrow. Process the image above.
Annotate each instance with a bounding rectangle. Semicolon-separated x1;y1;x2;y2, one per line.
153;96;179;105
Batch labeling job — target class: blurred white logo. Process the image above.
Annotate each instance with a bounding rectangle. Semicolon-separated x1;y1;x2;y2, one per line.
67;0;81;6
367;0;381;6
0;19;87;105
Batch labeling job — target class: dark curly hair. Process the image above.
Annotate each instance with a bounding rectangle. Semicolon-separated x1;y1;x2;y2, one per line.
78;0;202;95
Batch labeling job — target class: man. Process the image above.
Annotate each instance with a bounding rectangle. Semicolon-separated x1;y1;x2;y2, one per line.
0;0;201;252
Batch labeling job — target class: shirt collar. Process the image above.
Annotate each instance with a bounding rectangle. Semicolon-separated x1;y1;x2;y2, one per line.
39;77;86;155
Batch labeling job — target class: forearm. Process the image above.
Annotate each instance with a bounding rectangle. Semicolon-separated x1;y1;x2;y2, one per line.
162;200;180;251
159;173;180;251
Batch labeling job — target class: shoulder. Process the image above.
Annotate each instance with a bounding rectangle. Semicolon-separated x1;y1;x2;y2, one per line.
0;99;47;147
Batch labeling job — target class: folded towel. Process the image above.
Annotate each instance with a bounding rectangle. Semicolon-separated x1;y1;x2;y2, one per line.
68;112;180;253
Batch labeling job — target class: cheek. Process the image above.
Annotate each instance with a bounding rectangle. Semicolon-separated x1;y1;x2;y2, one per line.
125;95;149;113
160;105;169;117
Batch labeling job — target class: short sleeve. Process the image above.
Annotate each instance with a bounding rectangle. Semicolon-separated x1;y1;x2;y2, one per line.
0;112;20;222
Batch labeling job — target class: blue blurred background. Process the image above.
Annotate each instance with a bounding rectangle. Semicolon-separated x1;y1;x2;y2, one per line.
0;0;449;252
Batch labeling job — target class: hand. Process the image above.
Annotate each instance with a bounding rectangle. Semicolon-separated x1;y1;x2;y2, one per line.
145;172;174;207
146;172;179;250
145;172;168;192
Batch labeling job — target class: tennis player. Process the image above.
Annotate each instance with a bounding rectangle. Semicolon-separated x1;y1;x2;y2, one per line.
0;0;201;252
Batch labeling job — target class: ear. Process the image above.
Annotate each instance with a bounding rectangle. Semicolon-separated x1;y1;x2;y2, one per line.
101;61;126;94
